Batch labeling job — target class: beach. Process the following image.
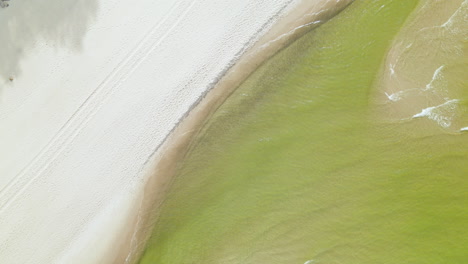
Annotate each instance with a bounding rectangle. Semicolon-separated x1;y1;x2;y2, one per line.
1;0;467;263
0;0;311;263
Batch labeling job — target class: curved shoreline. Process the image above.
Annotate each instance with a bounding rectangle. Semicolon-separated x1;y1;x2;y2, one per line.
130;0;354;262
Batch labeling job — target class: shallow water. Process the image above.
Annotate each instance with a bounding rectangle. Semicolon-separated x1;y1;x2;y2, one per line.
139;1;468;263
375;0;468;132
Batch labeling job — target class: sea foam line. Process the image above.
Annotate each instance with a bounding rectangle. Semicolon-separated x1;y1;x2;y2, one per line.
412;99;459;128
385;91;403;102
424;65;444;91
412;99;458;118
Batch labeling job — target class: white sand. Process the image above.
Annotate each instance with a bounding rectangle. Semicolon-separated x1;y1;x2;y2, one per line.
0;0;303;263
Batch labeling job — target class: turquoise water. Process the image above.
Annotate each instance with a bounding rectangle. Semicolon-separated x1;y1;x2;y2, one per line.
139;1;468;263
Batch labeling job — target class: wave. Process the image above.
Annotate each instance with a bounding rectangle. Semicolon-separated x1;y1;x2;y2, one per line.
412;99;459;128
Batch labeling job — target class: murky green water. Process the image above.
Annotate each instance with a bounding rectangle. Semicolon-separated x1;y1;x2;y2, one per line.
139;1;467;263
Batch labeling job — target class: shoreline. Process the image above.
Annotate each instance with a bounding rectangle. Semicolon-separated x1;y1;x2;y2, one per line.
128;0;354;262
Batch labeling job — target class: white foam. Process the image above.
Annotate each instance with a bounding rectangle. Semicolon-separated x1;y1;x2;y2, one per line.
385;88;419;102
460;127;468;132
385;91;403;102
424;65;444;91
413;107;432;118
412;99;459;128
389;63;395;76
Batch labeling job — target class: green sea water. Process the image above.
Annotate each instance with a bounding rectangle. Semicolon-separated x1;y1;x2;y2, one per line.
139;1;468;263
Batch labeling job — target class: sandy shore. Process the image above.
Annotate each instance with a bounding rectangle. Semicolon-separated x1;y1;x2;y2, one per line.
0;0;353;263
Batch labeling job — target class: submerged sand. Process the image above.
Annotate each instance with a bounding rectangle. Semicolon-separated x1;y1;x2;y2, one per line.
374;0;468;132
